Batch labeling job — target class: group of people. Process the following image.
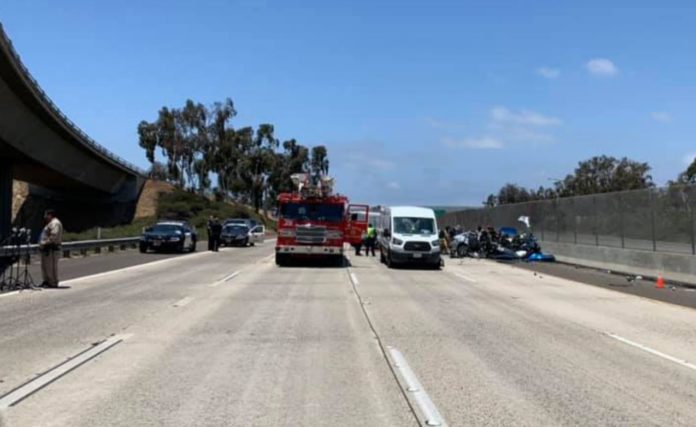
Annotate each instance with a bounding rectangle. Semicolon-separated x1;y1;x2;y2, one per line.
439;225;500;254
355;224;378;256
206;215;223;251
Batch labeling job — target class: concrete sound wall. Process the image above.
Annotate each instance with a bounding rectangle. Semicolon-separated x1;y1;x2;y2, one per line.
541;241;696;285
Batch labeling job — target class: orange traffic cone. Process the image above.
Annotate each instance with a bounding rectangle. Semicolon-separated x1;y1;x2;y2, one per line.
655;273;665;289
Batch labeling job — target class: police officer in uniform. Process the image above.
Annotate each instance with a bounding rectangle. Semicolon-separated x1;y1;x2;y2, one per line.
39;209;63;288
207;215;216;251
211;217;222;252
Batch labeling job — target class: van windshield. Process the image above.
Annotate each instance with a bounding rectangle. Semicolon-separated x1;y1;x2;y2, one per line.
281;203;345;223
393;217;436;235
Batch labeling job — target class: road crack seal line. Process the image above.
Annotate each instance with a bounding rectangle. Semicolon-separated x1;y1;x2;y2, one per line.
346;267;436;427
0;334;132;409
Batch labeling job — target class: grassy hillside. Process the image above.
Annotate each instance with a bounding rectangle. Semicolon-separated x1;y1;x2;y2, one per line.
63;189;275;241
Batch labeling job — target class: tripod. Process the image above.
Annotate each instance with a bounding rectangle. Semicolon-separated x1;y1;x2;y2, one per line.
0;228;39;292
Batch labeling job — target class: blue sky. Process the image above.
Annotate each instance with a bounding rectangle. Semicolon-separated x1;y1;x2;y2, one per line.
2;1;695;206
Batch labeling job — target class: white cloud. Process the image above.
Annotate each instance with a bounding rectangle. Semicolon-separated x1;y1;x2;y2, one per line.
443;136;503;150
536;67;560;79
491;106;562;127
386;181;401;190
586;58;618;77
651;112;672;123
683;153;696;165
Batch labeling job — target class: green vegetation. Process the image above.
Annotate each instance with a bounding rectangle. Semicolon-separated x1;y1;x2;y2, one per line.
63;188;275;242
155;188;273;231
138;98;329;212
484;155;655;206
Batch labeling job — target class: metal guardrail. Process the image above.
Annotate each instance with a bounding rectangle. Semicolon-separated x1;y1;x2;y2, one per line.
1;237;140;257
0;24;146;177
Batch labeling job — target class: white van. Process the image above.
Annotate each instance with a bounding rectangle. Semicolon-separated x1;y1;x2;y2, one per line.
378;206;442;269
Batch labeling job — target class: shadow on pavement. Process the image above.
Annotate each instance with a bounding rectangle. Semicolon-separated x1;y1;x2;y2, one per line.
277;256;351;269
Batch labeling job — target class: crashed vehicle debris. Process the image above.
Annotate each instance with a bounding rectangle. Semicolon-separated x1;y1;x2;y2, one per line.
448;217;555;262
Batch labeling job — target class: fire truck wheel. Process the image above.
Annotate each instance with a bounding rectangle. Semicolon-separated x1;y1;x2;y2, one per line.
275;253;288;266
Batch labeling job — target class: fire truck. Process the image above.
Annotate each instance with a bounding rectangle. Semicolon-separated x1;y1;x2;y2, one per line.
275;173;369;266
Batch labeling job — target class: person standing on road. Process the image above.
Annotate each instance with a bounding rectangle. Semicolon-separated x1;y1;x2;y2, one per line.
364;224;377;257
211;217;223;252
439;228;449;254
39;209;63;288
207;215;215;251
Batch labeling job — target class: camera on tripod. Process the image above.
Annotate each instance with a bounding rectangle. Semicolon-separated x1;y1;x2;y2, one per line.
0;226;38;292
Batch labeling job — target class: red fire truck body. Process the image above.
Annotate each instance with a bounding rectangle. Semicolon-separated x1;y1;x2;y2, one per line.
275;174;368;266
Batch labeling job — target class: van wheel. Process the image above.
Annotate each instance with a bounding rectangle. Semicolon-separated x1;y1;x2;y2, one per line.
386;251;394;269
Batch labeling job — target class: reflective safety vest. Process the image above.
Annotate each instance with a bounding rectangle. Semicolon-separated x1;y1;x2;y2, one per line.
367;227;377;238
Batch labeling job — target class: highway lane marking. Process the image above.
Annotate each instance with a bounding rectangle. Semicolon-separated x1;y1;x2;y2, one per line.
455;272;477;283
257;253;275;263
173;296;194;307
605;332;696;372
388;347;449;427
0;334;132;409
0;291;20;299
346;267;430;426
209;270;241;287
60;251;212;286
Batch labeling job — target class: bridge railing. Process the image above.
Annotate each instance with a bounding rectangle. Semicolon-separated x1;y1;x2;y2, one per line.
0;24;146;177
1;237;140;258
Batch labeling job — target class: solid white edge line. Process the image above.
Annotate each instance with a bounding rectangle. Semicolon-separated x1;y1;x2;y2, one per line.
350;271;359;286
173;296;194;307
605;332;696;371
0;291;20;299
455;272;477;283
388;347;448;427
0;334;132;409
61;250;211;286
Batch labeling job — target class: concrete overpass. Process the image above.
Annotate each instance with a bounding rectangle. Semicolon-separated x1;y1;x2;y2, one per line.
0;24;146;237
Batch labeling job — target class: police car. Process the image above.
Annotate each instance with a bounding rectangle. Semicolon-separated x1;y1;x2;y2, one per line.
140;221;197;253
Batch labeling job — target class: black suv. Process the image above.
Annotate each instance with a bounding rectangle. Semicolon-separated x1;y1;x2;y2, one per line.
140;221;197;253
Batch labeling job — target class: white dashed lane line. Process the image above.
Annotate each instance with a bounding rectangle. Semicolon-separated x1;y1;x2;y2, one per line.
209;270;241;287
455;272;477;283
172;296;194;308
388;347;449;427
0;334;132;409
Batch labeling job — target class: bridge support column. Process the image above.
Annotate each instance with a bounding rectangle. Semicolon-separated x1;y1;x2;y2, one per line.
0;161;11;238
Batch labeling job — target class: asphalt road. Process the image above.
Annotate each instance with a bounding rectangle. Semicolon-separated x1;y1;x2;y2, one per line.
3;245;696;425
20;241;210;285
511;259;696;310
